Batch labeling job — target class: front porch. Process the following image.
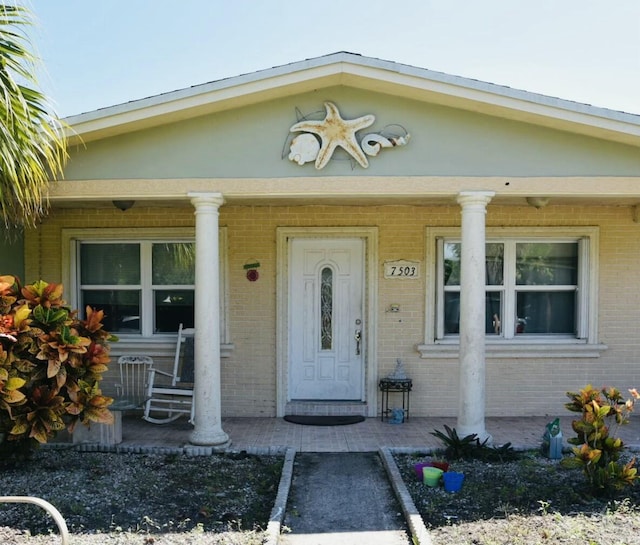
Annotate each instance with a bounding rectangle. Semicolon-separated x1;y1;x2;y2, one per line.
66;414;640;453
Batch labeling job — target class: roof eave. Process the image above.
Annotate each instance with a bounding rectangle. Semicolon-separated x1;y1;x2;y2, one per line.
64;52;640;147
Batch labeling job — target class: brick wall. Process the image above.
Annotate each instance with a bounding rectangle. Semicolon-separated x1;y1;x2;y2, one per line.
25;203;640;417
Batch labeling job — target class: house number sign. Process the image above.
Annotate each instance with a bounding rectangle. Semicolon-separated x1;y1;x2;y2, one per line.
384;260;420;279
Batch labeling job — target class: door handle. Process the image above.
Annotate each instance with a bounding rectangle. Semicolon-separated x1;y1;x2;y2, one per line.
354;329;362;356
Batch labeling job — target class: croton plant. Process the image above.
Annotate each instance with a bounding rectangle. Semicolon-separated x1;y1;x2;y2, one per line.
0;275;115;450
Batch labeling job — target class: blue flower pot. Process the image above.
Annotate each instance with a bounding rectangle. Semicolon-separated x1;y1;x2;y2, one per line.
442;471;465;492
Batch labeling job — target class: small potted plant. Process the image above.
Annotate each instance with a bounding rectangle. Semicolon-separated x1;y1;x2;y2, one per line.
412;460;432;480
430;459;450;472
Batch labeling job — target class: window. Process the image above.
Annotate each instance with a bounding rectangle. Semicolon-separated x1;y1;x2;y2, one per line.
80;241;195;334
420;227;602;358
320;267;334;350
64;228;228;339
441;240;579;338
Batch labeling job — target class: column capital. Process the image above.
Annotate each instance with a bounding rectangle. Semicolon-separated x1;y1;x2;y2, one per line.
188;192;224;209
456;191;495;208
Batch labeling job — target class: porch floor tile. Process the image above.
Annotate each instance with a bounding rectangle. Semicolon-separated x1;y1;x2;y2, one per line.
114;415;640;453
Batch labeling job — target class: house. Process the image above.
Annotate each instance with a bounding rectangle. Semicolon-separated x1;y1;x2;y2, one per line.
9;52;640;446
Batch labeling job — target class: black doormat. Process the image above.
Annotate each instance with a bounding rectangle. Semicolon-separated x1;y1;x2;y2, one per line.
283;415;365;426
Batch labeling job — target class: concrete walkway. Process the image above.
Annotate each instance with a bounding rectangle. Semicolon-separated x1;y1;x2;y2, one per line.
280;452;411;545
256;415;640;545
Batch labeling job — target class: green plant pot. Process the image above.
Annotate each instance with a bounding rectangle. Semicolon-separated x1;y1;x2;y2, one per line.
423;467;443;487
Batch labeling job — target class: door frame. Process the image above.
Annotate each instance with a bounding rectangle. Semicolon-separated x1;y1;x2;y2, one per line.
276;227;379;417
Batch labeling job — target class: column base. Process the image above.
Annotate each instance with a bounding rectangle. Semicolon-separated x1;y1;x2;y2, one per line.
455;424;493;446
189;428;230;447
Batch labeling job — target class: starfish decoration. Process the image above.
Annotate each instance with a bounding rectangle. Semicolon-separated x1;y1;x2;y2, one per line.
290;102;375;169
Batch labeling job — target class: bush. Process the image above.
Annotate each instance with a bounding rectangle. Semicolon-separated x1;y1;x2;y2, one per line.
562;384;639;496
0;275;115;458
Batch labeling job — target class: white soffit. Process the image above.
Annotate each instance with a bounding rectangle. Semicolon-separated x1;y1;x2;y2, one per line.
64;52;640;147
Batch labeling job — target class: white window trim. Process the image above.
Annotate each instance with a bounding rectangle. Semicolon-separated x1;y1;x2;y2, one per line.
61;227;231;348
418;226;607;359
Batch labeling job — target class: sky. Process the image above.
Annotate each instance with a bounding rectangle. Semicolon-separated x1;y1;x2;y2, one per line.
24;0;640;119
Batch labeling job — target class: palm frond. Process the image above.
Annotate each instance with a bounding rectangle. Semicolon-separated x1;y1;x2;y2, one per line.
0;3;67;230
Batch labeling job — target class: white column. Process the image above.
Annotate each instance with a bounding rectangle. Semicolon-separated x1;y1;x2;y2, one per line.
456;191;494;442
188;192;229;447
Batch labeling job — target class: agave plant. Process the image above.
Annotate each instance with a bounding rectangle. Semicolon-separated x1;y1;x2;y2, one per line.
0;275;115;454
431;425;481;460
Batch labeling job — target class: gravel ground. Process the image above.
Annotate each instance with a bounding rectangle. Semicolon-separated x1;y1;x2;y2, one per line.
394;450;640;545
4;445;640;545
0;447;283;545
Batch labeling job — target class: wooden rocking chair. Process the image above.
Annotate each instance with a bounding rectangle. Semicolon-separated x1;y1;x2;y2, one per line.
143;324;195;424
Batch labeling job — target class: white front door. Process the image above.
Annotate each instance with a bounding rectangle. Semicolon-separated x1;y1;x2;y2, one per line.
289;237;365;400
